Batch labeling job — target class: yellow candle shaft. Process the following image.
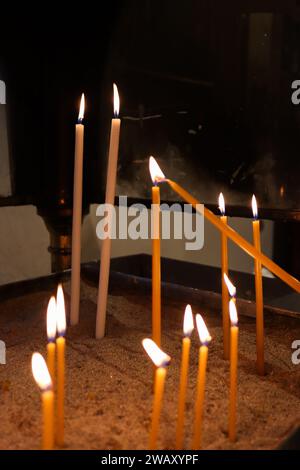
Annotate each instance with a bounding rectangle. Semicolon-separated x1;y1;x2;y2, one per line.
229;326;238;442
70;123;84;326
47;342;56;384
253;220;264;376
175;337;191;449
56;336;65;447
96;118;121;339
42;390;54;450
192;345;208;450
149;367;166;450
221;215;230;360
166;180;300;293
152;186;161;347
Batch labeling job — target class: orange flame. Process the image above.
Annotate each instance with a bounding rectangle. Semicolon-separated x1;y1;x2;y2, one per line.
32;353;52;391
149;156;165;184
56;284;66;336
183;304;194;337
47;296;57;342
142;338;171;367
229;299;238;326
218;192;225;215
78;93;85;122
224;273;236;297
196;314;211;345
113;83;120;117
252;195;258;219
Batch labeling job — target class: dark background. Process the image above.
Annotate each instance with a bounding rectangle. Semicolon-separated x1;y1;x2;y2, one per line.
1;1;300;217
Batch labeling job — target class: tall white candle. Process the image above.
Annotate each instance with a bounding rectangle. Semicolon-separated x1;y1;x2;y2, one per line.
70;94;85;326
96;84;121;338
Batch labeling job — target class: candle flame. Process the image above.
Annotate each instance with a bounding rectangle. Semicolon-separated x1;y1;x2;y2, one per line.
78;93;85;122
149;156;165;184
229;299;238;326
47;296;57;342
218;192;225;216
142;338;171;368
196;314;211;345
183;304;194;337
224;273;236;297
32;353;52;392
56;284;66;336
252;194;258;219
113;83;120;117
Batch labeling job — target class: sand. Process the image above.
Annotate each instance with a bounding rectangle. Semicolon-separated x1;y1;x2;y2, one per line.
0;280;300;450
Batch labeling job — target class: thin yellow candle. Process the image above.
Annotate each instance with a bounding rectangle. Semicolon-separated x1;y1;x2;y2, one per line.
46;296;57;383
192;314;211;450
175;304;194;449
142;338;171;450
56;284;66;447
143;161;300;293
96;84;121;339
149;156;165;346
70;93;85;326
252;195;264;376
32;353;54;450
228;299;239;442
219;193;229;360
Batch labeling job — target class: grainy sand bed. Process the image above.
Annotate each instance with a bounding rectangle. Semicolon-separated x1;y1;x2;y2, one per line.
0;280;299;450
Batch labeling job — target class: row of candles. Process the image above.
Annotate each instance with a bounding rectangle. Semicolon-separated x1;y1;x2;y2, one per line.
32;287;238;450
142;298;239;450
31;285;66;450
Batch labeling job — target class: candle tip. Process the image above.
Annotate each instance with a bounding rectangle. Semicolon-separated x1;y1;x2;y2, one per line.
56;284;66;337
218;192;225;216
32;353;52;392
183;304;194;337
252;194;258;220
113;83;120;117
224;273;237;297
47;296;57;342
196;314;211;346
149;156;166;184
78;93;85;122
142;338;171;367
229;299;238;326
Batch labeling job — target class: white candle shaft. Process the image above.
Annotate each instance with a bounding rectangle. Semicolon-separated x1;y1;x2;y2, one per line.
70;123;84;326
96;118;121;338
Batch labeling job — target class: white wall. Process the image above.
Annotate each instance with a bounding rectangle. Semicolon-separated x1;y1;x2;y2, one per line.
0;204;274;285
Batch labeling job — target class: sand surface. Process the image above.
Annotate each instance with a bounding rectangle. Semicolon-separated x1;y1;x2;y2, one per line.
0;280;300;450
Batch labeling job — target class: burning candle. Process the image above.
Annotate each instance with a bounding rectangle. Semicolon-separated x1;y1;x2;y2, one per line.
96;84;121;339
252;195;264;376
175;304;194;449
192;314;211;450
56;284;66;447
142;338;171;450
31;353;54;450
46;296;57;383
70;93;85;326
219;193;229;360
149;156;165;347
224;273;237;301
147;158;300;293
228;299;239;442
